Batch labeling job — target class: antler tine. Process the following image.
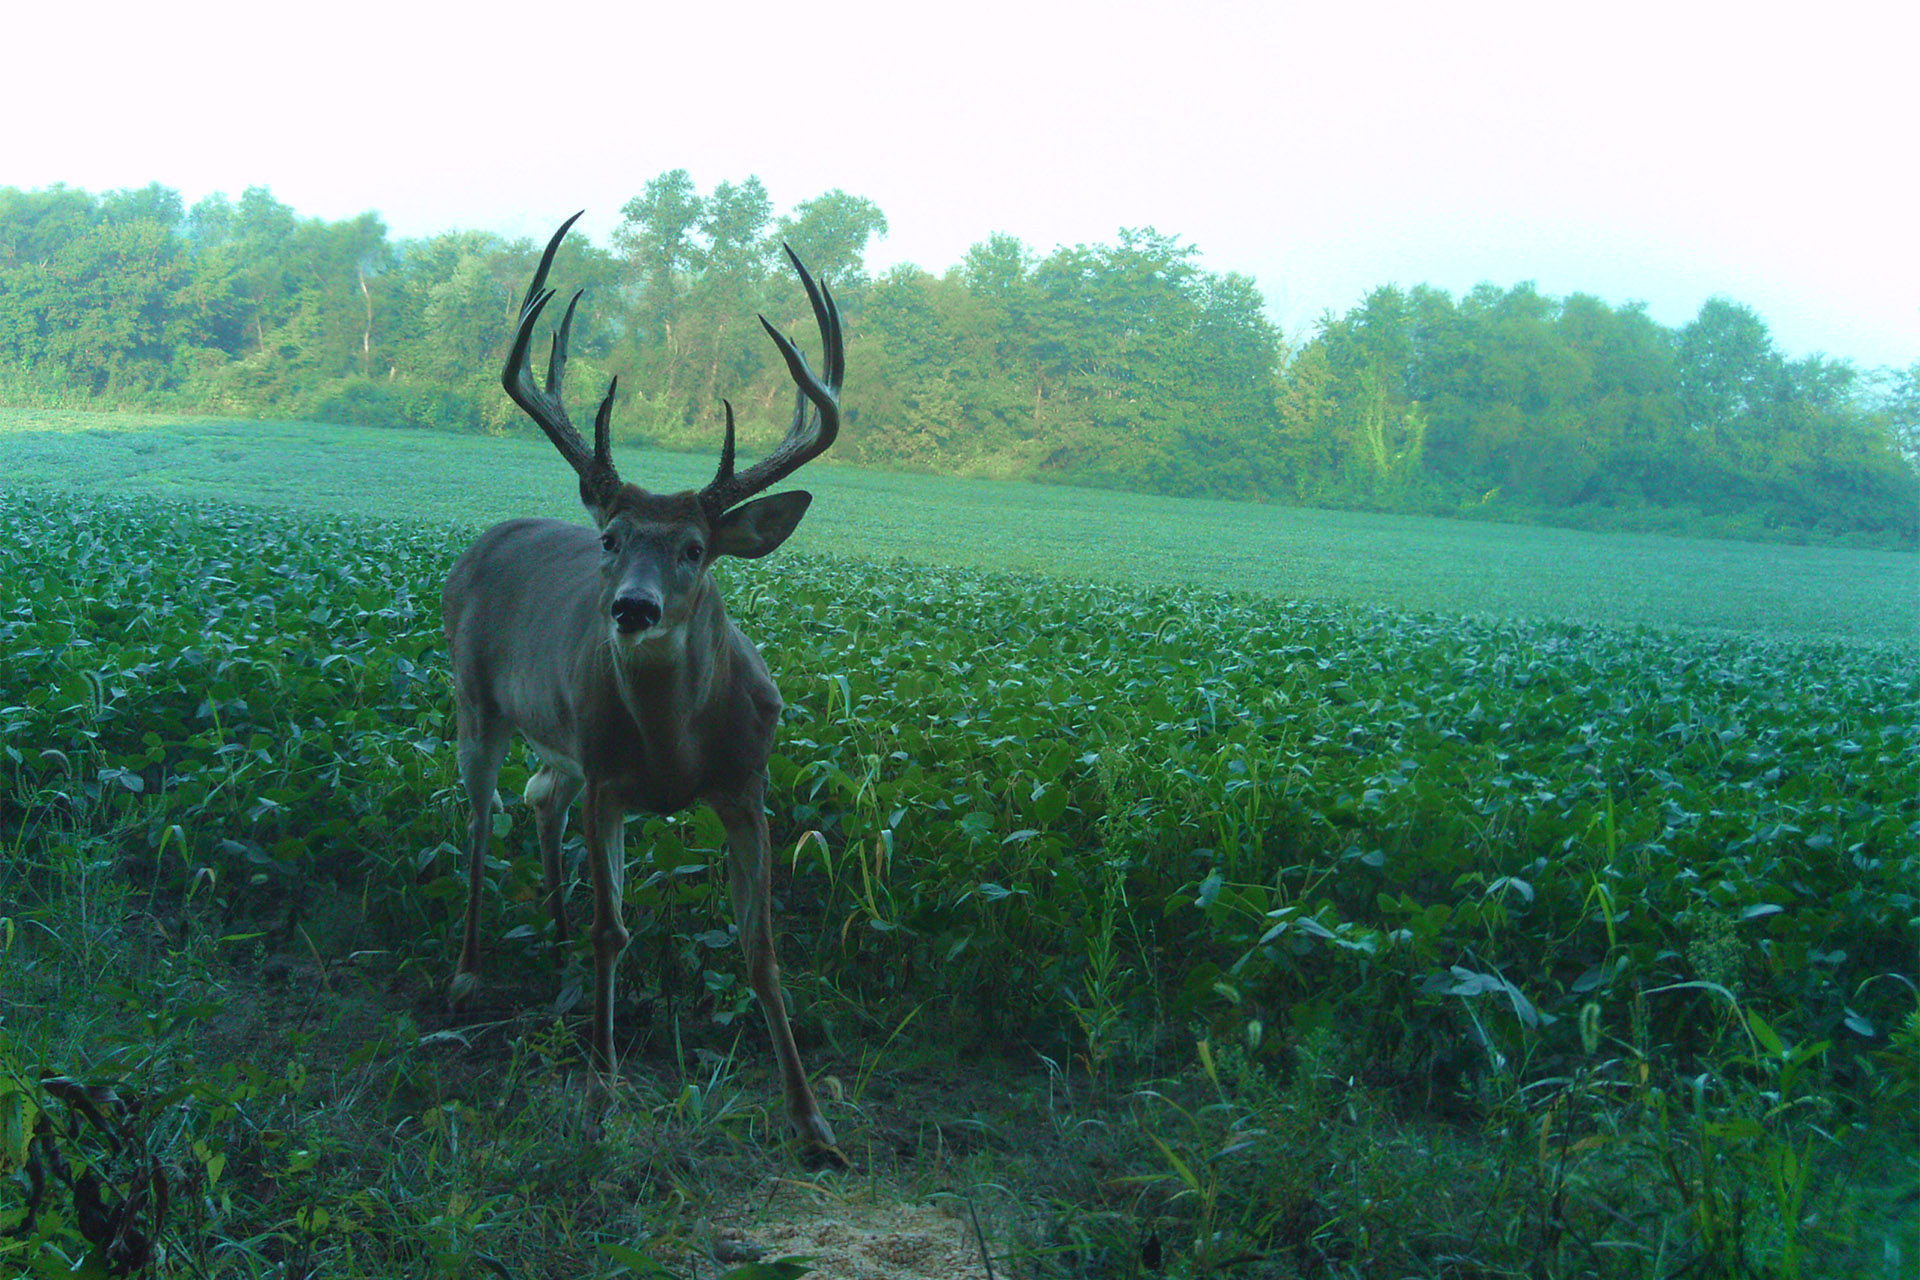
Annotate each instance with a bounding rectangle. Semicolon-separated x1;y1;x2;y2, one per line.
700;245;844;515
783;241;844;391
715;399;738;483
501;212;621;507
592;375;618;476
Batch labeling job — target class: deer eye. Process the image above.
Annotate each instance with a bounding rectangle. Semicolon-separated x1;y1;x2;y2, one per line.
599;532;618;553
683;542;705;564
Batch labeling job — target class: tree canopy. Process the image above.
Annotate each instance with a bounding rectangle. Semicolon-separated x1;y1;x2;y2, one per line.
1;178;1913;547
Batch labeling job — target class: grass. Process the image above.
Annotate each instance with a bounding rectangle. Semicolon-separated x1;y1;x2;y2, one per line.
2;411;1917;1277
2;407;1914;644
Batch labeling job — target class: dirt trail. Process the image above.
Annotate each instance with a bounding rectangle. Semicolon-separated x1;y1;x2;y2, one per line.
719;1196;999;1280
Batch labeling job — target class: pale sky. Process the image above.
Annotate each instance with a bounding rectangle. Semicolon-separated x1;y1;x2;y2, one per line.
11;0;1916;368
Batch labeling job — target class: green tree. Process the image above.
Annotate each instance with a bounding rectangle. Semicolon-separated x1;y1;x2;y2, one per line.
962;233;1034;301
853;264;1013;468
701;177;773;280
1676;297;1786;454
1555;294;1681;504
1273;339;1342;497
0;185;195;395
1311;285;1426;494
776;189;889;289
682;177;776;413
614;169;703;335
40;217;193;393
0;184;96;270
1873;361;1920;468
399;231;519;382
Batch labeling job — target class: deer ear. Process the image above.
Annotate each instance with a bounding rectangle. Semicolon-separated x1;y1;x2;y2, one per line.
712;491;812;560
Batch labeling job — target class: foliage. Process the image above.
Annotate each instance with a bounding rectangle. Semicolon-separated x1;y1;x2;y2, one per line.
1291;284;1919;544
2;488;1916;1272
2;180;1915;547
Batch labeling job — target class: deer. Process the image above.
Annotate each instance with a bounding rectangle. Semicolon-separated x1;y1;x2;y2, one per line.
440;213;842;1157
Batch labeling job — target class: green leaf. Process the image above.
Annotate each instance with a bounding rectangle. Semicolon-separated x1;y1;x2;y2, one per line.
1746;1009;1786;1057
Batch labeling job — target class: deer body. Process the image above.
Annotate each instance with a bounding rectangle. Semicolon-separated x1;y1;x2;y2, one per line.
444;514;777;814
442;215;843;1157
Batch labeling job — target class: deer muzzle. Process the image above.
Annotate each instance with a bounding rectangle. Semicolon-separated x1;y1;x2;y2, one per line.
610;592;663;634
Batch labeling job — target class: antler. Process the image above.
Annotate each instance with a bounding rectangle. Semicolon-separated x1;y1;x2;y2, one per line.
699;244;844;517
503;212;622;512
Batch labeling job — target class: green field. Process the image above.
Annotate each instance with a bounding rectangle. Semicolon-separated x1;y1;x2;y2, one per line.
3;408;1914;643
3;412;1918;1278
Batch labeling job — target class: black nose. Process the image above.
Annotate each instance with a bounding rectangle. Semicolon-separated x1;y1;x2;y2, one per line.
611;595;662;633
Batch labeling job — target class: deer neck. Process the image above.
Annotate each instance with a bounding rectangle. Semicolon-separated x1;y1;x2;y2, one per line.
604;588;733;769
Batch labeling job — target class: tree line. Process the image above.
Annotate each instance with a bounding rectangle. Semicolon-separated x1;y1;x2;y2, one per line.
2;178;1914;546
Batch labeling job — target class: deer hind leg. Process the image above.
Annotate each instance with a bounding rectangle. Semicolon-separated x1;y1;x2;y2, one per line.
451;704;511;1008
525;764;583;952
709;787;838;1156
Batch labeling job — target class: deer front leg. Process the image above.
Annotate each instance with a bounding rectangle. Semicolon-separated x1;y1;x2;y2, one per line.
709;787;839;1157
581;785;630;1073
525;765;583;951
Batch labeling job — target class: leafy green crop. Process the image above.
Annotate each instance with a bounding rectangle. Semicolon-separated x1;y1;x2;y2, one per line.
4;487;1917;1276
5;489;1913;1082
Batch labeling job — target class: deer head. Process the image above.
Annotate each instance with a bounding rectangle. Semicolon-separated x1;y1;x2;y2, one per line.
500;212;843;643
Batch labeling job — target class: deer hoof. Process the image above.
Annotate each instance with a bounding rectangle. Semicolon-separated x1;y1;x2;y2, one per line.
801;1140;851;1171
795;1116;846;1168
448;970;481;1010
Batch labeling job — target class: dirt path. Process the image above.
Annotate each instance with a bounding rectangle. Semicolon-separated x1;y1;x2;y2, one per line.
717;1193;999;1280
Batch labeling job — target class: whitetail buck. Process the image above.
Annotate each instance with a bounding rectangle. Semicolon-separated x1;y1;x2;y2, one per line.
441;213;842;1156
